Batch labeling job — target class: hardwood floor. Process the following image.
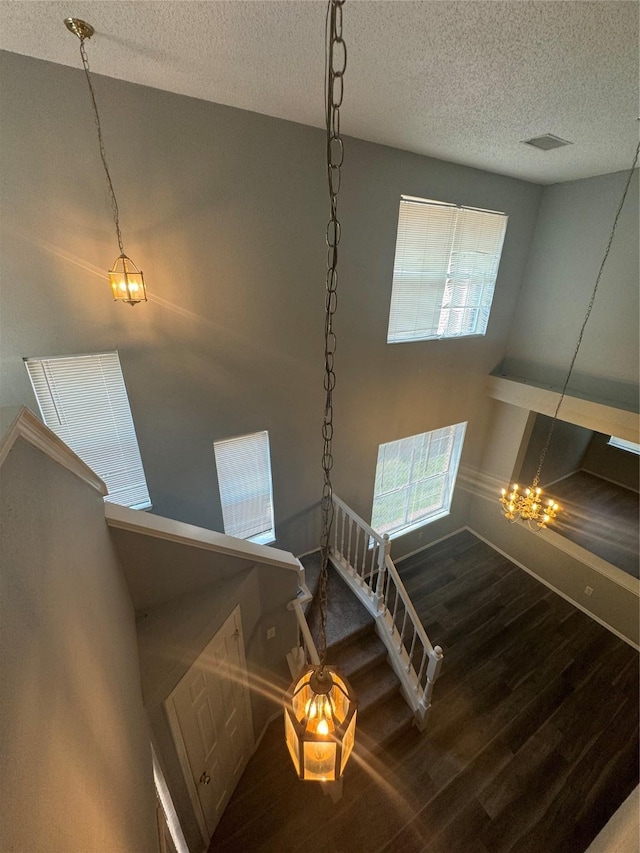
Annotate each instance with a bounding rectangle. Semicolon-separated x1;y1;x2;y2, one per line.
210;531;639;853
546;471;639;578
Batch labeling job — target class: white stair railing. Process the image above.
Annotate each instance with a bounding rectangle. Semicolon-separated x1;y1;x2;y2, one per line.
331;494;443;728
286;560;319;677
287;597;320;673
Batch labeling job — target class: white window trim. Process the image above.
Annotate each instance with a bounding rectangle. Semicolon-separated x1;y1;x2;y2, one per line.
608;436;640;455
383;507;452;541
387;196;508;344
213;430;276;543
249;529;276;546
371;422;466;539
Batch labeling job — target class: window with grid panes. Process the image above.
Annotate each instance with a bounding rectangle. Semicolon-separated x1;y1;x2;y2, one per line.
371;423;466;538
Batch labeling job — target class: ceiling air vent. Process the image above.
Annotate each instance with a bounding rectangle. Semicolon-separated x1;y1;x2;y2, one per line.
522;133;573;151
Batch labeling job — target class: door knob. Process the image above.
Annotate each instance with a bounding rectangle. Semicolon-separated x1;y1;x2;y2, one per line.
199;771;211;786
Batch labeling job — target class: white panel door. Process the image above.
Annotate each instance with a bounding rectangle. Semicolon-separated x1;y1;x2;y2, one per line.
166;606;254;841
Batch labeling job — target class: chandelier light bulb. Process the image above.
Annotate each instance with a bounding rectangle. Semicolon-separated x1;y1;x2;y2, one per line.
499;481;559;531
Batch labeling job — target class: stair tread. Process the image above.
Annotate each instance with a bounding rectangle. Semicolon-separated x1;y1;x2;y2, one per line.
356;692;415;751
306;563;374;649
330;631;388;680
298;552;417;755
354;661;402;712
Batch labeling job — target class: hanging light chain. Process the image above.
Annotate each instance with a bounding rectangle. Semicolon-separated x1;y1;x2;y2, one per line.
319;0;347;669
532;140;640;489
77;35;125;256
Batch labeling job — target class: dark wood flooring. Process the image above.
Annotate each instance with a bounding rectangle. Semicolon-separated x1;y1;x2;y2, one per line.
210;531;639;853
546;471;639;578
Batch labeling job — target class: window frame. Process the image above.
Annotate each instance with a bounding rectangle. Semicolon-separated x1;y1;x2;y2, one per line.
387;195;508;344
608;436;640;455
371;422;467;540
24;350;151;510
213;430;276;545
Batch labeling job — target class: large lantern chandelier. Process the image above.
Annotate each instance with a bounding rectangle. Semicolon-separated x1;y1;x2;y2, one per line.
500;140;640;530
65;18;147;305
284;0;357;783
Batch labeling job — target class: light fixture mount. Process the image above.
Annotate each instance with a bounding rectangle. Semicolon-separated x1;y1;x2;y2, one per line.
309;667;333;695
64;18;94;40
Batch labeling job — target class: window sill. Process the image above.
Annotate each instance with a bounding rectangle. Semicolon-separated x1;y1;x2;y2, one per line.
382;508;451;541
387;333;486;345
248;531;276;546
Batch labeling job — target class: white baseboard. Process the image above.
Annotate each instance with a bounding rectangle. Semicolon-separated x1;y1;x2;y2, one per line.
579;467;640;494
395;526;468;564
253;709;283;754
466;526;639;651
296;547;320;559
540;469;581;488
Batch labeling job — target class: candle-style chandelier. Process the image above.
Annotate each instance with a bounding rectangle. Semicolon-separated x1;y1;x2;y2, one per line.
500;140;640;530
65;17;147;305
284;0;357;782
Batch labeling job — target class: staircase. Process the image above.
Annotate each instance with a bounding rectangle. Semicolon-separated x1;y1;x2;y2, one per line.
301;552;415;754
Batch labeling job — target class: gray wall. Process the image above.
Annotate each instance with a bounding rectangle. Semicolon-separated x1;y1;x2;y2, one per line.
470;400;639;645
501;169;639;411
517;414;593;487
0;438;158;853
0;50;542;559
470;166;640;646
469;497;639;647
138;565;297;852
582;432;640;492
111;527;262;610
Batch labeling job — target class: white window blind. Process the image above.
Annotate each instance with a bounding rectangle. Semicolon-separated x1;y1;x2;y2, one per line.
387;196;508;343
608;436;640;455
24;351;151;509
214;431;275;544
371;422;466;538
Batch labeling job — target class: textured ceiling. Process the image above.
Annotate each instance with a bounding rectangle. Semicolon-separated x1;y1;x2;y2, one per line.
0;0;637;184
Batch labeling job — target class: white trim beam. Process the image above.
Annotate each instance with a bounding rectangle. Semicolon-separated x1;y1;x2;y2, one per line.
487;375;638;441
0;406;107;495
105;501;300;571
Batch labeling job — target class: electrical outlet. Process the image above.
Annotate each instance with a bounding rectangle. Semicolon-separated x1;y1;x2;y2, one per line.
267;626;276;640
584;586;594;597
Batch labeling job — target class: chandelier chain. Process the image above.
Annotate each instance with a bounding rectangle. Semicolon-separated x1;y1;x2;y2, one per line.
532;139;640;489
319;0;346;669
77;36;125;256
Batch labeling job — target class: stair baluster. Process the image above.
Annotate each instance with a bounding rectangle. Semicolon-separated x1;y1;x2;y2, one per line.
328;494;444;729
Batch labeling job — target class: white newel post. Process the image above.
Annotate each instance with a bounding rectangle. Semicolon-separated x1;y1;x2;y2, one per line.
374;534;390;612
420;644;444;714
414;644;443;729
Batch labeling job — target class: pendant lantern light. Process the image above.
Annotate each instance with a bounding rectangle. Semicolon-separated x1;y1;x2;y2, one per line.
65;17;147;305
284;0;357;782
284;666;357;782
